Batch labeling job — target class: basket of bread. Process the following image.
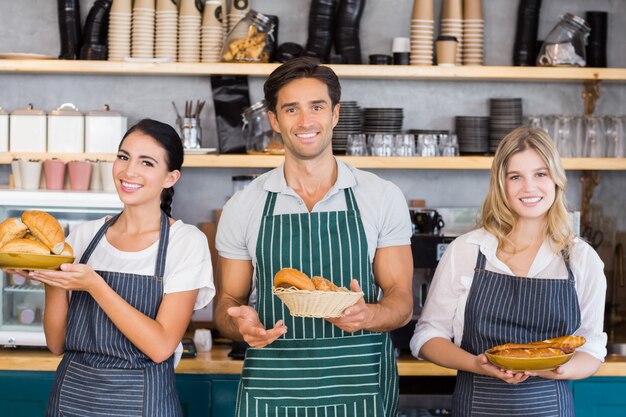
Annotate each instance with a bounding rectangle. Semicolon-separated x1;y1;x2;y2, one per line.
272;268;364;318
0;210;74;270
484;335;586;371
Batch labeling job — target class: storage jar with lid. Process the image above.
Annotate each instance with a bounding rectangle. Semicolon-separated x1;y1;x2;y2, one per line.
242;100;284;154
0;107;8;152
10;104;47;152
222;10;276;62
47;103;85;153
85;105;128;153
537;13;590;67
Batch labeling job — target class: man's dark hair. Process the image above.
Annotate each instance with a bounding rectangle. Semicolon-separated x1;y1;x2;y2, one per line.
263;56;341;113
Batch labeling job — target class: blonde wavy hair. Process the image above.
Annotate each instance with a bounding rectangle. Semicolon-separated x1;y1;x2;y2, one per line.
478;126;574;257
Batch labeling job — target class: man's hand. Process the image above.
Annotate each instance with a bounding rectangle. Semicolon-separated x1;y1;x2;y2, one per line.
326;279;374;333
227;305;287;348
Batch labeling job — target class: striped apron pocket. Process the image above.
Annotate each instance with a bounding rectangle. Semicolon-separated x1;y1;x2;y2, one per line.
59;361;145;417
470;375;559;417
238;334;386;416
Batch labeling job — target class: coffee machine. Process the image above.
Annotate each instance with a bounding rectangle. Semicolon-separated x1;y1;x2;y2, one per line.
391;209;457;353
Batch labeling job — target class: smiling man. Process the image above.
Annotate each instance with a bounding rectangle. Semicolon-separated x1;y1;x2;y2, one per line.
215;57;414;417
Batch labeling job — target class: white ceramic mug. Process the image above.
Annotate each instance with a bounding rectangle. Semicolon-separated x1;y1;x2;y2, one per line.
10;158;22;188
193;328;213;352
100;161;116;192
19;159;43;190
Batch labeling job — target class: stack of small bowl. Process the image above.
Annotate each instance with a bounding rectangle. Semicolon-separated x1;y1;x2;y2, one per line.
410;0;435;65
108;0;132;61
178;0;201;63
155;0;178;60
440;0;463;65
463;0;484;65
131;0;156;59
201;1;223;62
227;0;249;32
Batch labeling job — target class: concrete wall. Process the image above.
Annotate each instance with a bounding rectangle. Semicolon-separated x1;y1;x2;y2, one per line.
0;0;624;240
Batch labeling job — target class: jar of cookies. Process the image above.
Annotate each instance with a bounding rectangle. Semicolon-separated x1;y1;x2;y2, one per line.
222;10;276;63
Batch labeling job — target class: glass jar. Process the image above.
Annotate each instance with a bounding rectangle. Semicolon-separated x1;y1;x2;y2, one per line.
242;100;284;154
222;10;276;62
537;13;590;67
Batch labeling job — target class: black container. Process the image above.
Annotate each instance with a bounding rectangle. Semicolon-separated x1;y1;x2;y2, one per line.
393;52;410;65
585;11;608;68
57;0;82;60
512;0;543;66
369;54;392;65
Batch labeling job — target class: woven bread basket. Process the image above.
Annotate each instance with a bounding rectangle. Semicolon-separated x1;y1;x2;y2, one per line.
272;287;364;318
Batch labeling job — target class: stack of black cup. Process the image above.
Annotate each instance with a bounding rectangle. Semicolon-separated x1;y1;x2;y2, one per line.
512;0;542;66
333;0;366;64
585;11;608;68
305;0;338;62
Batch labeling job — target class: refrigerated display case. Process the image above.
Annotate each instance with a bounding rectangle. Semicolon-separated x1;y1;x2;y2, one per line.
0;189;123;347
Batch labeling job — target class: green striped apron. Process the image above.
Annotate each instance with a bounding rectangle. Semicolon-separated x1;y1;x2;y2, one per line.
236;188;398;417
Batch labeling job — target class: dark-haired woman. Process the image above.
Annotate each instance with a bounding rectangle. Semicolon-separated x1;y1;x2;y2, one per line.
30;119;214;417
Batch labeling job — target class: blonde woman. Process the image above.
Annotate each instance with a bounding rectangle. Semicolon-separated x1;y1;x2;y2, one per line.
411;127;607;417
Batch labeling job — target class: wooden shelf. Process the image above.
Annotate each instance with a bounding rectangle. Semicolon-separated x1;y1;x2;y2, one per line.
2;153;625;170
0;60;625;82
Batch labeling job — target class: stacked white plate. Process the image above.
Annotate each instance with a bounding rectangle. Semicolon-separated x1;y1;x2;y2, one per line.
201;1;223;63
155;2;177;60
440;18;463;65
463;19;484;65
178;2;201;63
410;19;434;65
108;10;132;61
132;5;156;58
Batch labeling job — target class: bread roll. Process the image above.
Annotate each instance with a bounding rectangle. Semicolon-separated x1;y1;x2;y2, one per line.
0;218;28;248
60;242;74;257
490;335;586;355
311;276;340;292
21;210;65;255
0;238;51;255
274;268;316;291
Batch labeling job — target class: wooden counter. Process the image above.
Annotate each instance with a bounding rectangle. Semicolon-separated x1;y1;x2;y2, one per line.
2;346;626;377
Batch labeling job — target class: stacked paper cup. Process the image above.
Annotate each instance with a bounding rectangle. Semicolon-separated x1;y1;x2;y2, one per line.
228;0;250;32
201;1;224;63
410;0;434;65
155;0;178;60
108;0;132;60
440;0;463;65
463;0;484;65
132;0;156;59
178;0;202;62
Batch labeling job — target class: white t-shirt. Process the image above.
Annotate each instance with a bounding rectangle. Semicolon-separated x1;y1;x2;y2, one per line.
67;217;215;310
216;159;413;301
410;228;607;361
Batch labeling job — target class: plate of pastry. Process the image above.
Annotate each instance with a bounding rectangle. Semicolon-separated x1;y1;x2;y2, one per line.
272;268;363;318
0;210;74;270
484;335;585;371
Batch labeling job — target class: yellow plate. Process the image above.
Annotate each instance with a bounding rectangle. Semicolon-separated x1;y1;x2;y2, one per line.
0;253;75;271
485;351;574;371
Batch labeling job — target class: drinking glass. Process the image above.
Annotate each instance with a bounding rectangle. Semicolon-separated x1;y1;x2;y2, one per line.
605;116;625;158
440;134;459;156
370;134;393;157
583;116;606;157
346;133;368;156
554;115;574;157
394;134;416;156
417;134;438;157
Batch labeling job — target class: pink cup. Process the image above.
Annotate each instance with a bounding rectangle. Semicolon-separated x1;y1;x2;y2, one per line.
67;160;93;191
43;159;66;190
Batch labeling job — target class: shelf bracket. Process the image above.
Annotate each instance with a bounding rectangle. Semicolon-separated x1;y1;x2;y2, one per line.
582;79;602;116
580;171;600;230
